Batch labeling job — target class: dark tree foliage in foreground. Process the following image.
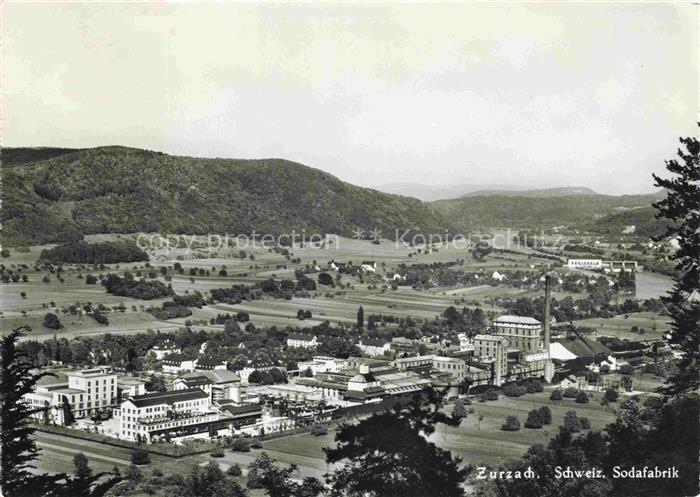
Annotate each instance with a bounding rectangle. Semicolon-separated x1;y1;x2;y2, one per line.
604;396;699;497
324;388;469;497
493;428;611;497
0;327;54;496
170;461;247;497
248;452;323;497
652;134;700;395
1;327;121;497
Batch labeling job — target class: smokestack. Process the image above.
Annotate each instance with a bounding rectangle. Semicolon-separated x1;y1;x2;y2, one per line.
544;274;551;349
543;274;554;382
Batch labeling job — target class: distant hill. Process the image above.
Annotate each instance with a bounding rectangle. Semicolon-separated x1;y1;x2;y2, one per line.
430;191;665;232
462;186;599;198
375;183;602;201
585;206;671;238
2;146;449;246
375;183;527;201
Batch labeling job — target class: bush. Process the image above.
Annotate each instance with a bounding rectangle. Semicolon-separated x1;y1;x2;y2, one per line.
562;410;582;433
227;464;242;477
538;406;552;425
504;384;527;397
125;464;142;482
452;399;467;419
210;450;225;458
580;416;591;430
152;469;163;477
250;439;263;449
575;391;590;404
486;388;499;401
501;415;520;431
42;312;62;330
131;448;150;465
604;388;619;403
563;387;579;398
526;380;544;393
231;437;251;452
246;469;263;489
549;389;563;401
524;409;544;429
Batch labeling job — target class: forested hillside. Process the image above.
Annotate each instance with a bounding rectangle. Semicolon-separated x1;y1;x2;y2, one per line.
2;146;448;245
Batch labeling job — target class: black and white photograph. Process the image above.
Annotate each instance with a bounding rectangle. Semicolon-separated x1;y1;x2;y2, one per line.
1;2;698;497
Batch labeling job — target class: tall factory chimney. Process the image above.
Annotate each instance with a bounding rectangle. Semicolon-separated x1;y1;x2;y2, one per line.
543;274;554;382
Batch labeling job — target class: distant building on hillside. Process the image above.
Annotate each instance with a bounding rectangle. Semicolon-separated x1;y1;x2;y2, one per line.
360;261;377;272
151;341;181;360
286;333;319;349
567;259;603;270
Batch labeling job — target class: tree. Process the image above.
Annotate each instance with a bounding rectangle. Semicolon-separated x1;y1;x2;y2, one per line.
61;396;75;426
73;453;91;481
549;389;562;401
145;373;166;393
575;391;589;404
130;448;150;465
357;305;364;330
603;388;619;403
176;461;246;497
231;437;251;452
324;388;468;497
604;396;699;497
43;312;63;330
652;134;700;395
124;464;142;482
493;428;612;497
501;415;520;432
227;464;243;477
1;328;121;497
524;409;544;429
452;399;467;420
248;452;323;497
562;410;581;433
538;406;552;425
0;327;55;496
318;272;333;286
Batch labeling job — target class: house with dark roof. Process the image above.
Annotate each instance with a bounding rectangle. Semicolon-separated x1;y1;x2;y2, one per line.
116;388;218;442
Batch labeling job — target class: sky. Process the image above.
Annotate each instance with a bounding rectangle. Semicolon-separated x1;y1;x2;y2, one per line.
2;2;697;195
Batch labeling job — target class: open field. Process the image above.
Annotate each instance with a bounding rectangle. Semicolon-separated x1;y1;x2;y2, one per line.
572;311;670;341
2;232;669;342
